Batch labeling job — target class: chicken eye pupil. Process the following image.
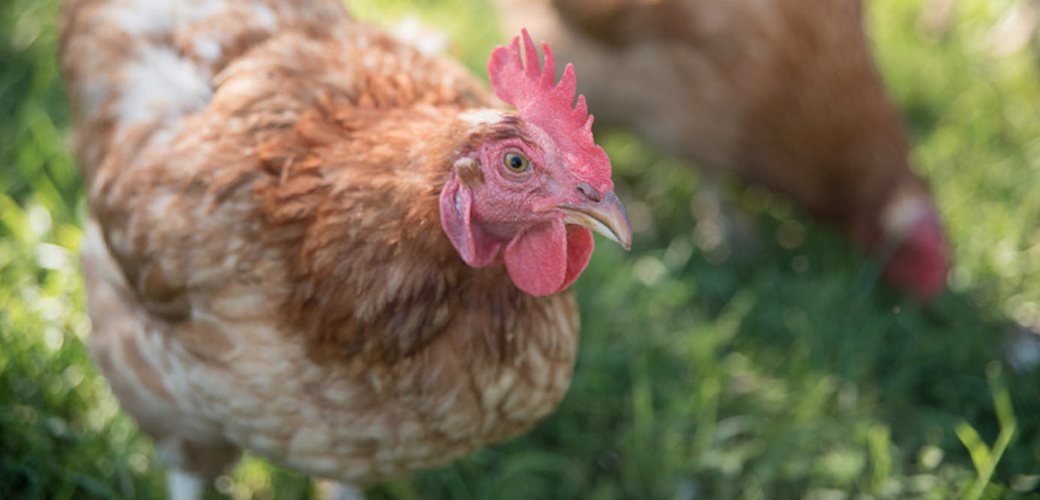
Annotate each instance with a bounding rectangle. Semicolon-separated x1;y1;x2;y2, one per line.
505;153;528;172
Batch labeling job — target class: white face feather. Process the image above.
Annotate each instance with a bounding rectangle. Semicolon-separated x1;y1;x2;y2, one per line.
459;109;509;127
882;190;932;241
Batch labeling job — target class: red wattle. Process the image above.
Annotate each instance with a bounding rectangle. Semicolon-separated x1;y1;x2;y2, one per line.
560;226;594;291
504;221;594;296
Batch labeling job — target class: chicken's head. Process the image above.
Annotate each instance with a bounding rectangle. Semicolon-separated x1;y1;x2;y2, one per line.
440;29;632;296
876;189;950;302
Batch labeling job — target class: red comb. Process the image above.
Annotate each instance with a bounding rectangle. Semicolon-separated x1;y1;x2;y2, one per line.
488;29;610;184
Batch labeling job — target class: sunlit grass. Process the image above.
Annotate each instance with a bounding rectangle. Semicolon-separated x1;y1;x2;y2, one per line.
2;0;1039;498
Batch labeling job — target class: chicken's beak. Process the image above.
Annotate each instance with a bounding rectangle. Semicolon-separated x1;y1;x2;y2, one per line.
555;191;633;250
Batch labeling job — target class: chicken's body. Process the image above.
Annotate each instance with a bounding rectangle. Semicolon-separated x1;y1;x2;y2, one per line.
61;0;629;493
497;0;949;299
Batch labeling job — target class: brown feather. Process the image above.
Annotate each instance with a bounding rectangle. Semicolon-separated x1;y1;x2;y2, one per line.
63;0;583;486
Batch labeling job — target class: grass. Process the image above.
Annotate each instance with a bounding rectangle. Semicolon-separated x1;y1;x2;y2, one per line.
2;0;1039;498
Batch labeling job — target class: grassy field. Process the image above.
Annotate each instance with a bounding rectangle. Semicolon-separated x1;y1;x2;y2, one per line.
2;0;1039;498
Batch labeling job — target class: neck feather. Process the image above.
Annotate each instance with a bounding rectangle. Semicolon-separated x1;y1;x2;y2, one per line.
253;104;554;367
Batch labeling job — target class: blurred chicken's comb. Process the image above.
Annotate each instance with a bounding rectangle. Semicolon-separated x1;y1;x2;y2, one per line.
488;29;610;182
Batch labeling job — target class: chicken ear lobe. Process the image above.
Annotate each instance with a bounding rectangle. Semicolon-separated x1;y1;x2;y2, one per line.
440;169;500;267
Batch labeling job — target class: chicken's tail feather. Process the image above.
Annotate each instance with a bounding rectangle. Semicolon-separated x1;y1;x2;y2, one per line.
59;0;350;182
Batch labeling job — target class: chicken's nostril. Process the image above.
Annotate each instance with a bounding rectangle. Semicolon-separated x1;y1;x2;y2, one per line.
577;182;602;202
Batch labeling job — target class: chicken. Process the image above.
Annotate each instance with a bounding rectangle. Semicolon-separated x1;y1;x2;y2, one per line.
59;0;632;497
495;0;949;300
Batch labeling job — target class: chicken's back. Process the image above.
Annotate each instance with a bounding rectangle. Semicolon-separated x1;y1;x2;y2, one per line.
61;0;348;183
62;0;579;492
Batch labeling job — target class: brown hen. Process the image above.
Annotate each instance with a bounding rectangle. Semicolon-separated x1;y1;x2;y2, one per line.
60;0;631;497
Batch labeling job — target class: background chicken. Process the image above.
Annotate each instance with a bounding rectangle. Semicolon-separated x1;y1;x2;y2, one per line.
59;0;630;497
495;0;950;300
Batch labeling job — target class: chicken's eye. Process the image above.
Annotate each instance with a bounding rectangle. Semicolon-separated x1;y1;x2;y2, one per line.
503;152;530;173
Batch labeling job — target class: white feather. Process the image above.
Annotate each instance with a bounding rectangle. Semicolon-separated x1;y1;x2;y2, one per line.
117;46;212;129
